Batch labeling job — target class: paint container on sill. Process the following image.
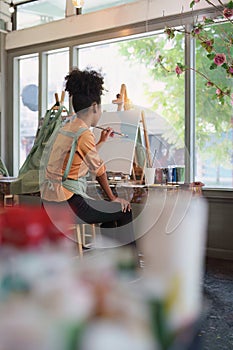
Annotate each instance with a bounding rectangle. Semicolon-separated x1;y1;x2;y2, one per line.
176;166;185;183
155;168;163;184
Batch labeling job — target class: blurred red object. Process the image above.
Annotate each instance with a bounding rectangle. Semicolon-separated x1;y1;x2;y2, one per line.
0;205;72;248
43;204;72;242
2;206;47;248
0;209;4;244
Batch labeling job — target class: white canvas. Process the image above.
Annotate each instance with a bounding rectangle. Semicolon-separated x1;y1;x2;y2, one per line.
93;110;142;175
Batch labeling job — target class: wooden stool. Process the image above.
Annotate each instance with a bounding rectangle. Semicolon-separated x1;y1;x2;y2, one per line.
4;194;14;207
74;223;97;258
0;177;17;207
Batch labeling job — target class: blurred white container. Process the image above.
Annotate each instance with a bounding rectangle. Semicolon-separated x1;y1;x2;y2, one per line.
144;168;156;185
135;190;208;330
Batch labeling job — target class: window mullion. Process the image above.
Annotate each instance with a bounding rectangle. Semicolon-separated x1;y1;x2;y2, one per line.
185;23;196;183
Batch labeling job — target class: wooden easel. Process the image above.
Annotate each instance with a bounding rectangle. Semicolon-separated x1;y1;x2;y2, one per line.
112;83;131;111
112;84;152;184
133;110;152;183
53;91;66;111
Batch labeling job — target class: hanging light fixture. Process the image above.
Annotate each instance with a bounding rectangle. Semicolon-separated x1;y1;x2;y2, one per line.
72;0;85;9
9;1;15;14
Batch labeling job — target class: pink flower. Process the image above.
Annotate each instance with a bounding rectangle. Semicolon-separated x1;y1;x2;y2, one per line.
175;65;183;75
205;40;213;47
214;53;226;66
156;55;163;63
206;81;214;87
228;66;233;74
164;27;175;39
223;8;233;19
194;28;200;34
216;88;221;96
202;39;214;52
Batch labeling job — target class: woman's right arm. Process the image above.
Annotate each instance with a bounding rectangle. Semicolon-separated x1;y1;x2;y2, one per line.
96;172;116;201
80;131;131;212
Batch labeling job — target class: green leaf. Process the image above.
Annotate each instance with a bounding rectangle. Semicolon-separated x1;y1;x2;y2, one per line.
204;18;215;24
221;63;228;69
209;63;217;70
224;88;231;95
207;53;215;60
177;62;183;68
219;97;225;105
227;1;233;9
206;46;213;53
190;1;195;8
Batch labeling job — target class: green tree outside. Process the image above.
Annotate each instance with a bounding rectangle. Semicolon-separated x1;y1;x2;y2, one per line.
117;22;233;186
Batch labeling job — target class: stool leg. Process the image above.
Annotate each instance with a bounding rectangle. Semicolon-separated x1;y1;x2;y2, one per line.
91;224;96;244
82;223;97;248
82;224;86;247
4;195;14;207
75;225;83;258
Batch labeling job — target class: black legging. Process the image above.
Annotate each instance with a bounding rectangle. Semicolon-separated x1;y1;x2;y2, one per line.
67;194;136;248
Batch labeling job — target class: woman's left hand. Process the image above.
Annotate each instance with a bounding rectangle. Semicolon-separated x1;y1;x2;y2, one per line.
113;197;131;212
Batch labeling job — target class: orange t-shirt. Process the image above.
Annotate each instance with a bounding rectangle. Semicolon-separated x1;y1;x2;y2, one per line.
41;118;106;202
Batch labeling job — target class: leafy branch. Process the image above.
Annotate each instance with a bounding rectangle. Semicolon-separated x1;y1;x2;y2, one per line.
156;57;231;104
158;0;233;104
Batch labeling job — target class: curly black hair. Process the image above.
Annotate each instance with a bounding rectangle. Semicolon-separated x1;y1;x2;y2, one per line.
64;67;104;113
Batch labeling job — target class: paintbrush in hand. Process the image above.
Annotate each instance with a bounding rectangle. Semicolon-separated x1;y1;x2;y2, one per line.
95;126;128;138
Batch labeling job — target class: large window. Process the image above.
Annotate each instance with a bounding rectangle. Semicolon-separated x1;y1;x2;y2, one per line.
47;48;69;109
195;22;233;188
19;54;39;167
14;0;138;30
82;0;138;15
79;32;185;172
17;49;69;167
15;0;66;30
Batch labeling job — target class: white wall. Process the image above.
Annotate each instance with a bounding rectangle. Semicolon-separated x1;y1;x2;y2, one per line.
5;0;216;50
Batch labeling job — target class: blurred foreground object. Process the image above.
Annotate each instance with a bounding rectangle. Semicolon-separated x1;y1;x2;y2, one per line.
0;191;208;350
0;205;73;248
137;190;208;347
